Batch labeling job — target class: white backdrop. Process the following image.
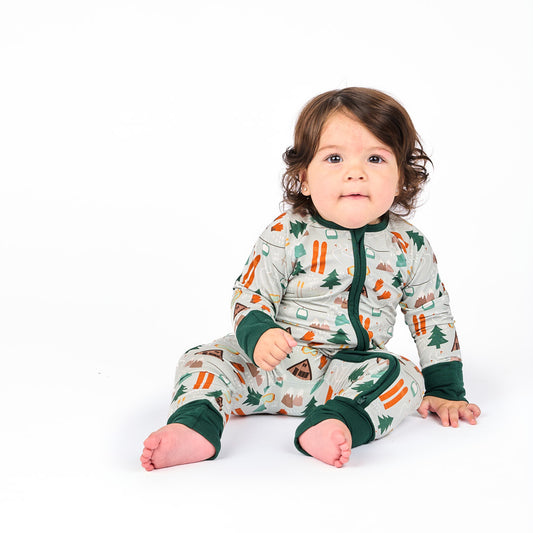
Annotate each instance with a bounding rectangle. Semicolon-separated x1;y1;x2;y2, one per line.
1;1;532;531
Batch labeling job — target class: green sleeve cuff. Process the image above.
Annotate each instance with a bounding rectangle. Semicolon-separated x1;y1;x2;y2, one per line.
235;310;284;364
422;361;466;402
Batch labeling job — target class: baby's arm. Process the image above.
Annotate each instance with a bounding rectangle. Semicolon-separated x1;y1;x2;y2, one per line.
397;226;481;425
253;329;297;371
418;396;481;427
232;213;295;366
400;230;468;403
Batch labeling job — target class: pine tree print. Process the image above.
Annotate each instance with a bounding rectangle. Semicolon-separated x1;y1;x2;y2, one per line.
378;414;394;434
303;397;317;417
243;387;262;407
321;269;341;289
406;230;425;251
172;384;187;402
349;364;368;382
242;388;273;412
177;372;192;385
187;346;201;353
290;220;307;238
352;380;376;393
328;328;350;344
392;271;403;288
427;325;448;349
206;390;224;411
293;260;306;276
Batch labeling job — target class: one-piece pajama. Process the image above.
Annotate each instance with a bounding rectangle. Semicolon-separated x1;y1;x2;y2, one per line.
167;210;466;457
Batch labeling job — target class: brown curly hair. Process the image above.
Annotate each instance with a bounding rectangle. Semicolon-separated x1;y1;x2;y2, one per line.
282;87;432;218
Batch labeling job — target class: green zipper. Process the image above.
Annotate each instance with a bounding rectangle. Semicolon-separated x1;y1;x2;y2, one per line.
348;229;370;351
333;350;401;408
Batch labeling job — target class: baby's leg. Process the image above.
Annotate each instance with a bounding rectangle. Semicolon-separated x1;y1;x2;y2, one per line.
141;334;269;470
361;355;425;440
295;353;424;467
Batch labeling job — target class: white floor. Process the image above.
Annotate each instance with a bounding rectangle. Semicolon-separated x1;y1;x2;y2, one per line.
2;327;531;532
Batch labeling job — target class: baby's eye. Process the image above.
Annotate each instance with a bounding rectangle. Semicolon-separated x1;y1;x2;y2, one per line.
326;154;343;163
368;155;385;163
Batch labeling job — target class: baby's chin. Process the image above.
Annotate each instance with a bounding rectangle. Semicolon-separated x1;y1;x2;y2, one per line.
324;214;382;229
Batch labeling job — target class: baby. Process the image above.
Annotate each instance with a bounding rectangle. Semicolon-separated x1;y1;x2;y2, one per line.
141;87;481;470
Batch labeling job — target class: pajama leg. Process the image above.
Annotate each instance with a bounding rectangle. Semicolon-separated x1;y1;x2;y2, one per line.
363;355;425;440
167;334;282;458
294;351;424;454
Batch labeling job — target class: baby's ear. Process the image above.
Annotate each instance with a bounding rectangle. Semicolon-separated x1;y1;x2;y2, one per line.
300;171;310;196
395;176;403;196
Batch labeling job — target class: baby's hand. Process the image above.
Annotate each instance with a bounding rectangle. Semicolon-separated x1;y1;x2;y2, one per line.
418;396;481;427
254;329;297;371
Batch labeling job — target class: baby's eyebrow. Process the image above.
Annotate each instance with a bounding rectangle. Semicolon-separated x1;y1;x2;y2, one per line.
317;144;394;156
369;145;394;155
317;144;342;153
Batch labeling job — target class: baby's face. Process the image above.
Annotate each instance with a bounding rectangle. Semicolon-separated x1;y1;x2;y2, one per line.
301;111;400;229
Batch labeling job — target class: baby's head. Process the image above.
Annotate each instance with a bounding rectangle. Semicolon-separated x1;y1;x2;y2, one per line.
282;87;431;219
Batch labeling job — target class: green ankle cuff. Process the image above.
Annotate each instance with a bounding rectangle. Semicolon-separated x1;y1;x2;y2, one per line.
167;400;224;459
294;396;375;456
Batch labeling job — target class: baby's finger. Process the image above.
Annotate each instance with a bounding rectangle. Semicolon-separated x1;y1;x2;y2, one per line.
275;334;296;355
460;405;478;425
417;398;430;418
258;354;278;370
448;407;459;428
467;403;481;418
270;344;289;362
437;405;450;427
257;358;275;371
282;331;298;348
256;349;281;370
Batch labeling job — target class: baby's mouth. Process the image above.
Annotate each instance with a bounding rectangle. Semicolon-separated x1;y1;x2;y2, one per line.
342;193;367;199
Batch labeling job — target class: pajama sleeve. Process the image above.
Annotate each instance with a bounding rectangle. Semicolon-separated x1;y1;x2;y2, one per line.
400;235;466;401
231;214;293;363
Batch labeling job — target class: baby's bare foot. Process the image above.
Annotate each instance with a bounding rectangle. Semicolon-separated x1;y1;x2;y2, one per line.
298;419;352;468
140;423;215;471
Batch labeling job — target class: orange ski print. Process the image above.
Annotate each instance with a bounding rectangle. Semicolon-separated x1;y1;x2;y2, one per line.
242;254;261;288
311;240;327;274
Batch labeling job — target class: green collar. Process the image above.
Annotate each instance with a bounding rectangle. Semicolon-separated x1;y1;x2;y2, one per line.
312;211;390;233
